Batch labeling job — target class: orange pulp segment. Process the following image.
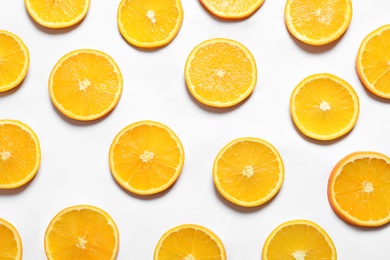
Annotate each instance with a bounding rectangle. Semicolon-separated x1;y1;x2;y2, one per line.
200;0;264;20
0;218;22;259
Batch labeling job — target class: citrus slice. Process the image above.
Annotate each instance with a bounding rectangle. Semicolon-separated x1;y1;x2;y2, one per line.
290;73;359;141
117;0;183;49
0;30;29;92
44;205;119;260
262;219;337;259
356;24;390;99
284;0;352;45
213;137;284;207
0;119;41;189
154;224;226;259
200;0;264;20
328;151;390;227
0;218;22;260
185;38;257;108
109;120;185;195
24;0;90;28
49;49;123;121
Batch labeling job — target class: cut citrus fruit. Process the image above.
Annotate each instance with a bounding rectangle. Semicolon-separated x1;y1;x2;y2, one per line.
290;73;359;141
154;224;226;259
0;119;41;189
262;219;337;259
213;137;284;207
117;0;183;49
200;0;264;20
284;0;352;45
49;49;123;121
0;218;22;260
109;120;185;195
356;24;390;99
44;204;119;260
24;0;90;28
328;151;390;227
185;38;257;108
0;30;29;92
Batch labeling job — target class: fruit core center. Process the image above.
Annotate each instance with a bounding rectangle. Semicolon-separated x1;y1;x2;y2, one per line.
242;165;254;177
362;181;374;193
184;255;195;260
79;78;91;91
215;68;225;77
77;237;87;250
146;10;156;24
319;101;331;111
292;250;306;260
0;151;11;160
140;151;154;162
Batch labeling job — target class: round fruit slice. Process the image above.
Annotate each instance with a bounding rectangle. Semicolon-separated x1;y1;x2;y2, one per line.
0;218;22;260
213;137;284;207
290;73;359;141
0;30;29;92
284;0;352;45
109;120;185;195
262;219;337;259
185;38;257;108
0;119;41;189
200;0;264;20
44;205;119;260
328;151;390;227
154;224;226;259
356;24;390;99
49;49;123;121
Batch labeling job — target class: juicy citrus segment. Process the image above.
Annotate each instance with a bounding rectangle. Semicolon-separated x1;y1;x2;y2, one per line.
117;0;183;49
185;38;257;108
200;0;264;20
0;30;29;92
24;0;90;28
356;24;390;99
328;151;390;227
284;0;352;45
213;137;284;207
49;49;123;121
290;73;359;141
44;205;119;260
109;120;185;195
0;218;22;260
154;224;226;259
0;119;41;189
262;219;337;259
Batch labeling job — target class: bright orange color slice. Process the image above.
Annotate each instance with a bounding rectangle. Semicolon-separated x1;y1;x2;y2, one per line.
213;137;284;207
284;0;352;45
24;0;90;28
290;73;359;141
49;49;123;121
0;30;29;92
328;151;390;227
200;0;264;20
44;205;119;260
109;120;185;195
0;218;22;260
185;38;257;108
0;119;41;189
262;219;337;259
356;24;390;99
117;0;183;49
154;224;226;259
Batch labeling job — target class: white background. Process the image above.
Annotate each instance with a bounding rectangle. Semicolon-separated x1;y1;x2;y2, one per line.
1;0;390;259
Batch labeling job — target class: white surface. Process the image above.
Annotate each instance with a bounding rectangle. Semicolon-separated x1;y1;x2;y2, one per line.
1;1;390;259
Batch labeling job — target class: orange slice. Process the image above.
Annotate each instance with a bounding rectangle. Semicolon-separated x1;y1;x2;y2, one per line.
213;137;284;207
200;0;264;20
24;0;90;28
356;24;390;99
185;38;257;108
109;120;185;195
262;219;337;259
0;119;41;189
0;30;29;92
117;0;183;49
290;73;359;141
49;49;123;121
328;151;390;227
154;224;226;259
0;218;22;259
284;0;352;45
44;205;119;260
